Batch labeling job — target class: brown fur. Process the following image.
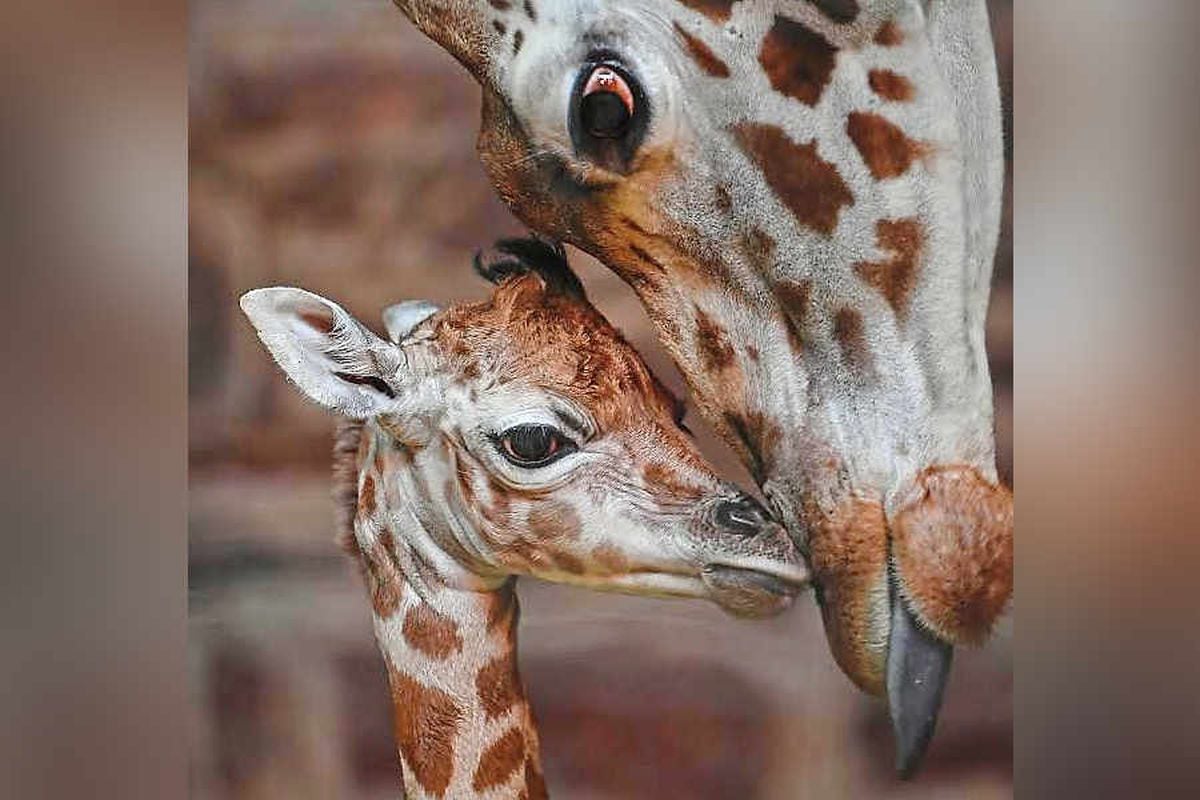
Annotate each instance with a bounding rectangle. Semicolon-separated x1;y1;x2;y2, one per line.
676;0;736;23
867;69;914;102
833;307;873;374
332;419;365;557
722;410;781;483
874;20;903;46
476;650;526;721
363;537;403;619
674;23;730;78
402;604;464;660
853;218;924;316
693;307;736;371
805;495;890;695
524;757;549;800
641;462;706;501
486;585;518;632
388;664;463;797
591;544;629;575
814;0;859;23
891;466;1013;644
738;226;776;275
435;274;687;441
846;111;927;180
359;473;377;516
732;122;853;235
758;15;838;107
472;727;527;792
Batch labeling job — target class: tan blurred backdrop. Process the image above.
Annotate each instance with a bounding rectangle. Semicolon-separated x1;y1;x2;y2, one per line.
188;2;1012;798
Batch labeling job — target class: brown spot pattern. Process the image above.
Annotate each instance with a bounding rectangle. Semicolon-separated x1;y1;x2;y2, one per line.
867;68;914;101
388;666;462;797
476;651;525;721
677;0;736;23
472;727;527;792
359;474;376;516
527;501;581;544
854;218;924;316
805;495;890;695
891;466;1013;644
874;20;903;46
513;29;524;55
714;184;733;213
486;586;518;632
674;23;730;78
833;307;872;373
592;544;629;575
402;605;464;660
733;122;853;235
846;111;926;180
364;538;402;619
776;279;811;357
722;410;781;483
758;15;837;107
694;307;736;371
814;0;859;23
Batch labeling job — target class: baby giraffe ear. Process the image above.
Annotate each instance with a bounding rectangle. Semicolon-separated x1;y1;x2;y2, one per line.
240;287;403;419
381;300;441;344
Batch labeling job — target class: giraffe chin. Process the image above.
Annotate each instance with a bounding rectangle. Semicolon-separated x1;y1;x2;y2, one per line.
701;565;801;619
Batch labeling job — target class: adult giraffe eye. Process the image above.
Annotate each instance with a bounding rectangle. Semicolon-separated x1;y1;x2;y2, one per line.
569;57;649;173
579;67;634;138
496;424;577;468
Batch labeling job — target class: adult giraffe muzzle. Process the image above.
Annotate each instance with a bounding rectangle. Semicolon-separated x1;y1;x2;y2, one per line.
390;0;1012;775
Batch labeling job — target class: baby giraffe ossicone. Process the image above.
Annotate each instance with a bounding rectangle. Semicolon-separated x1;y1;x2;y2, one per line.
240;240;808;799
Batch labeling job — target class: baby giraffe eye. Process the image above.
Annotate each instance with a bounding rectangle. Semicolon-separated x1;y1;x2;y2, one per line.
496;424;577;468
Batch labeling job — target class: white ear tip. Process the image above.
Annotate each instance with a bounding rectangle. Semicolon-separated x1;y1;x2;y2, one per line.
382;300;441;343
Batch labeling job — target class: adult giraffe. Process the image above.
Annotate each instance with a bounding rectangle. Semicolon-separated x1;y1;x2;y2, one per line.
389;0;1011;774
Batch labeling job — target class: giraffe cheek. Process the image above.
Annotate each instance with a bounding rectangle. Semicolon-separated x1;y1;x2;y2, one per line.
891;466;1014;645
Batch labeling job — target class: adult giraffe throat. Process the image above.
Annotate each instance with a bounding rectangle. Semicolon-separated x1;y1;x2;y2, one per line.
391;0;1012;774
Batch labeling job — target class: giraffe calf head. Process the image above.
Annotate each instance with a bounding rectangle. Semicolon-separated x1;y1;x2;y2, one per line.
240;239;808;618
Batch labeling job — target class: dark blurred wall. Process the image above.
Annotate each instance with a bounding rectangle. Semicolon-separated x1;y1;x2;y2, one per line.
189;2;1012;798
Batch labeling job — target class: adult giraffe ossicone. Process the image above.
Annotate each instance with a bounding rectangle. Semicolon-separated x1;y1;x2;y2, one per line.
390;0;1011;775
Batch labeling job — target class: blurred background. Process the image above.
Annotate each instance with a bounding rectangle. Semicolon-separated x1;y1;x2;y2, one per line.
188;1;1012;797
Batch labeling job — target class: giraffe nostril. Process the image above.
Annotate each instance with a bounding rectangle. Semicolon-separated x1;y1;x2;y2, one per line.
715;497;770;537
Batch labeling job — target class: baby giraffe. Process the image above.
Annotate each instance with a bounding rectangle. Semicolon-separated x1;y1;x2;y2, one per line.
240;239;808;799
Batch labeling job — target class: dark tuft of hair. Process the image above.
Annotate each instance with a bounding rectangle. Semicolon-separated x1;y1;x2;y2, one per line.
473;235;587;301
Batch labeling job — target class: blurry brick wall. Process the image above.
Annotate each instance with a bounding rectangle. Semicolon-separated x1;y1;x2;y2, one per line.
189;2;1012;798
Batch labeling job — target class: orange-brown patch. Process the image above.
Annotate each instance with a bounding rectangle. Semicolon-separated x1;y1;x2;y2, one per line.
359;474;377;516
402;605;464;660
693;307;736;372
833;307;873;374
804;494;890;695
733;122;853;235
527;501;581;544
677;0;736;23
642;462;707;501
758;15;837;107
476;651;525;721
524;757;549;800
776;279;812;340
854;218;924;316
472;727;527;792
874;20;903;46
867;68;914;101
891;465;1013;644
846;111;927;180
592;544;629;575
387;665;463;797
363;537;402;619
485;585;518;632
674;23;730;78
814;0;859;23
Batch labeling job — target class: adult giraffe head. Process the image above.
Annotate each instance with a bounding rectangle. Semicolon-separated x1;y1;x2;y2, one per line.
391;0;1011;773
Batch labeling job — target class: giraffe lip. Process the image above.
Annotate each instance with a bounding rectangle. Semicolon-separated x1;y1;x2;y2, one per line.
703;560;810;591
700;564;805;618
